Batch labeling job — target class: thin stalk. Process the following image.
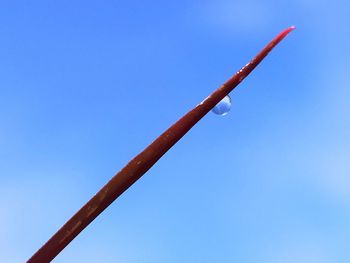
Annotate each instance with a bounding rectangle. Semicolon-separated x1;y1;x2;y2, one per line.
28;26;295;263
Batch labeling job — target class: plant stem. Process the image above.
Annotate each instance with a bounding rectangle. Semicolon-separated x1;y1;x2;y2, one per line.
28;26;295;263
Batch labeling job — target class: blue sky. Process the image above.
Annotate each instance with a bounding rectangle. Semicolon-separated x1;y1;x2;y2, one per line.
1;0;350;262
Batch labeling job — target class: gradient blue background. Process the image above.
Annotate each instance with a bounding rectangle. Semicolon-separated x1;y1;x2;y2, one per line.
1;1;350;262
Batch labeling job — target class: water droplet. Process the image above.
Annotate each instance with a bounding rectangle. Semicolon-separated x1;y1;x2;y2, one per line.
211;95;231;116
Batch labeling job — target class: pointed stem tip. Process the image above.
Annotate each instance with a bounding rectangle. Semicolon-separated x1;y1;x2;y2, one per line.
279;25;296;39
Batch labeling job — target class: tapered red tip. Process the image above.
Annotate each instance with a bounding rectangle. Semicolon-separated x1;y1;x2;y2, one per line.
282;25;296;36
269;25;295;48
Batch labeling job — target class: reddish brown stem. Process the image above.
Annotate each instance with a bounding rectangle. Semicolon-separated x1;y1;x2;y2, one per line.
28;26;295;262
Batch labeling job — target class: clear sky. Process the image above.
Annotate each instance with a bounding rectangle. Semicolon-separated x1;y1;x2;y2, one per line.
1;0;350;262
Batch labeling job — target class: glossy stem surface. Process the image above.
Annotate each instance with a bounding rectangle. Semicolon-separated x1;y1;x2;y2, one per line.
28;26;295;263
